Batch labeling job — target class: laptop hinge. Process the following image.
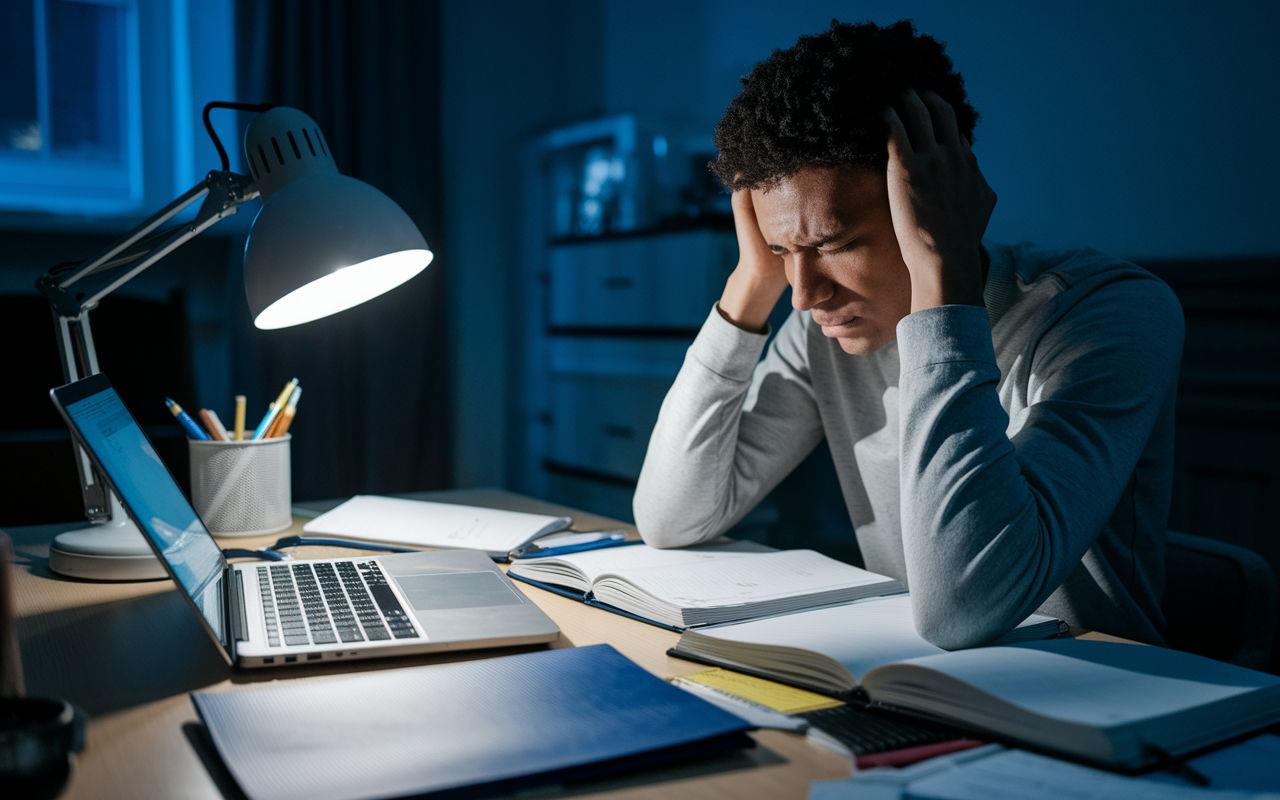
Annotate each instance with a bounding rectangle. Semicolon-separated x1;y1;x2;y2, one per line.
230;568;249;643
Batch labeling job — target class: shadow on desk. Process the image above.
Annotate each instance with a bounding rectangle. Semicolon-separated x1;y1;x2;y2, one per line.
18;584;577;715
18;591;231;715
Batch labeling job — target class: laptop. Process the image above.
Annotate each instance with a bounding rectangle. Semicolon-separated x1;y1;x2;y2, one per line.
51;373;560;668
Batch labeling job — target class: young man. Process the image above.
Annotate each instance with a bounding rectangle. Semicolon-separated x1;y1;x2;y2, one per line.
632;20;1183;649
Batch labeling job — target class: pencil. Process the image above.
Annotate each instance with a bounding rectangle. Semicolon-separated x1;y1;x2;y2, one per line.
204;409;232;441
252;378;298;440
269;386;302;438
233;395;246;440
165;398;211;441
197;409;222;441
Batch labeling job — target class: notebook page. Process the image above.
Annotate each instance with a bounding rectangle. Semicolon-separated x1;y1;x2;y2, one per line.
303;495;569;553
603;549;895;609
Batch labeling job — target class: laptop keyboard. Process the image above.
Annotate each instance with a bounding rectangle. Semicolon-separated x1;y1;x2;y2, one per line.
257;560;420;648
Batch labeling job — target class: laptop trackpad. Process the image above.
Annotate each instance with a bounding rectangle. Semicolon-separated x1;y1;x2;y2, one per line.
397;572;524;611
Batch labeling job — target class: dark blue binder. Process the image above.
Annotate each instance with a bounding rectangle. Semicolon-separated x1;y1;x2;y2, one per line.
192;644;754;800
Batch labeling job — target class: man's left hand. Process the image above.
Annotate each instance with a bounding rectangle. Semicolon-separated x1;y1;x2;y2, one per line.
885;88;997;312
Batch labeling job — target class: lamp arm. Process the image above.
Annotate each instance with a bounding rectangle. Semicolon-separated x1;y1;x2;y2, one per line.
35;170;259;524
38;170;259;317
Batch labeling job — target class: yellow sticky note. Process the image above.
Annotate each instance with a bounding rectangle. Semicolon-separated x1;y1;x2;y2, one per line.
676;668;844;714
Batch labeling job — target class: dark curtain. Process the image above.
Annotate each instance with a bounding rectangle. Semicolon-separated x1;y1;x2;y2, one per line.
233;0;450;500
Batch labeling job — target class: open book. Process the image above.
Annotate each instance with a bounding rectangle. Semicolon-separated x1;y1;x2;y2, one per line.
674;607;1280;770
506;539;906;630
302;495;572;558
670;594;1067;695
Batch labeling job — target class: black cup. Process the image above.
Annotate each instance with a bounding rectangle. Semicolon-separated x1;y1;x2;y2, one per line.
0;697;85;800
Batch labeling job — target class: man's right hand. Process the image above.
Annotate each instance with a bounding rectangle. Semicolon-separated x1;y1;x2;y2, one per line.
716;189;789;333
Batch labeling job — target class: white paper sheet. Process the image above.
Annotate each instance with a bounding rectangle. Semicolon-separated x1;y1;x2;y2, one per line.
303;495;570;554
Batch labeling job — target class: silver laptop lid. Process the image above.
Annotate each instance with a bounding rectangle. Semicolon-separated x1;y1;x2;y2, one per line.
51;373;231;659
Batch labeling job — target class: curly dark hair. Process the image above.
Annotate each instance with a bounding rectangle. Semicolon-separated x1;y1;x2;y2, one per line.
711;19;978;191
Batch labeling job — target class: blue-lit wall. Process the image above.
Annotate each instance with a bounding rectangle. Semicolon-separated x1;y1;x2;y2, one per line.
599;0;1279;260
442;0;1280;488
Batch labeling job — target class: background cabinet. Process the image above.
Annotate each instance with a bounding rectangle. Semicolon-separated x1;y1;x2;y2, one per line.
522;227;735;523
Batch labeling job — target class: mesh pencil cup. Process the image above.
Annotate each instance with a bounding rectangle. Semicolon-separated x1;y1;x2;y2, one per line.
188;435;292;536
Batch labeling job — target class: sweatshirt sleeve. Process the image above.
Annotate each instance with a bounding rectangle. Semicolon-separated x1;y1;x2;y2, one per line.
896;276;1184;649
633;306;825;547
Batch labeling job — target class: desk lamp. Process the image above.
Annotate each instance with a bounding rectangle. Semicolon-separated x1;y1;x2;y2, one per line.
36;103;433;581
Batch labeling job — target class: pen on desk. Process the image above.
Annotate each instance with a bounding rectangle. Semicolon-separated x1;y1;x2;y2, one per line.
252;378;297;440
268;386;301;438
233;395;246;440
510;532;634;559
165;398;211;441
201;408;232;441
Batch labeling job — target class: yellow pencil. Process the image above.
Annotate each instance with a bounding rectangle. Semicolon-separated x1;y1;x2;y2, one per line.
269;386;302;438
252;378;298;440
233;395;246;440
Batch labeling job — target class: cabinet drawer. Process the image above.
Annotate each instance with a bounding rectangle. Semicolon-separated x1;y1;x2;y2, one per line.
544;469;637;524
548;229;735;330
548;373;671;480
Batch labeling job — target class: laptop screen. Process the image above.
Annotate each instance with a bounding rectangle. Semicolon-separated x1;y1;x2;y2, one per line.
53;374;227;647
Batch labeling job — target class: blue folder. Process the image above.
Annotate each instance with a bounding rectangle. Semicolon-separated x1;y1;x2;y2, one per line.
192;644;754;800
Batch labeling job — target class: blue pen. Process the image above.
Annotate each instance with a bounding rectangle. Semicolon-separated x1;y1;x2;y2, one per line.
165;397;211;441
510;534;638;559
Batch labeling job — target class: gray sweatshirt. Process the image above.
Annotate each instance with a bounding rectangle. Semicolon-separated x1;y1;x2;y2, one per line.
633;241;1184;649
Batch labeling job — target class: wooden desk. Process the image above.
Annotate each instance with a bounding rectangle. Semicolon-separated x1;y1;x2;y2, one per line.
4;489;854;799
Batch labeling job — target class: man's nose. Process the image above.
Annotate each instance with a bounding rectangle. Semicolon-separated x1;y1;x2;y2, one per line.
790;251;833;310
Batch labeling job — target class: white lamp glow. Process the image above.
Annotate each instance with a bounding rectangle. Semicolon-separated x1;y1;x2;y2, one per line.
254;248;433;329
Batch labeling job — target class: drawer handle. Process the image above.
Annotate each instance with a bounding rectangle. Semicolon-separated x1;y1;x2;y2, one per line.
603;276;635;289
603;424;635;439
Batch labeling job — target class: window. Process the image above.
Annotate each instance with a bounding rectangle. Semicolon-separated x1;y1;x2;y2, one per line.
0;0;235;218
0;0;142;215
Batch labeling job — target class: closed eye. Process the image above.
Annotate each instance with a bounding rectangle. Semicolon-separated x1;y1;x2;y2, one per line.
820;239;858;254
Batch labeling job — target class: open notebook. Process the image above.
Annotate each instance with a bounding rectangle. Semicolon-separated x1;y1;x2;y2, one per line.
506;539;906;630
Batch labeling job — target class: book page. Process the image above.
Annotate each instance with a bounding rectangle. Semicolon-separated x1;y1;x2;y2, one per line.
696;595;944;682
303;495;570;553
869;639;1280;728
514;539;775;586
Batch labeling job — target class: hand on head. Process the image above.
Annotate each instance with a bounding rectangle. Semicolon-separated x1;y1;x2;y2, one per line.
716;188;791;333
884;88;997;312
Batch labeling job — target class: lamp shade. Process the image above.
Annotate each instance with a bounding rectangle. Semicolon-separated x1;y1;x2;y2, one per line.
241;108;432;330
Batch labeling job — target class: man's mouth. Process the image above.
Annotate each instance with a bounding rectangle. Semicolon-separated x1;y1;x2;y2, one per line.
818;317;862;336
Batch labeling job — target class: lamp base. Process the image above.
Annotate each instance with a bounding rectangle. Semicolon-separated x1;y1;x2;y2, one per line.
48;520;167;582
